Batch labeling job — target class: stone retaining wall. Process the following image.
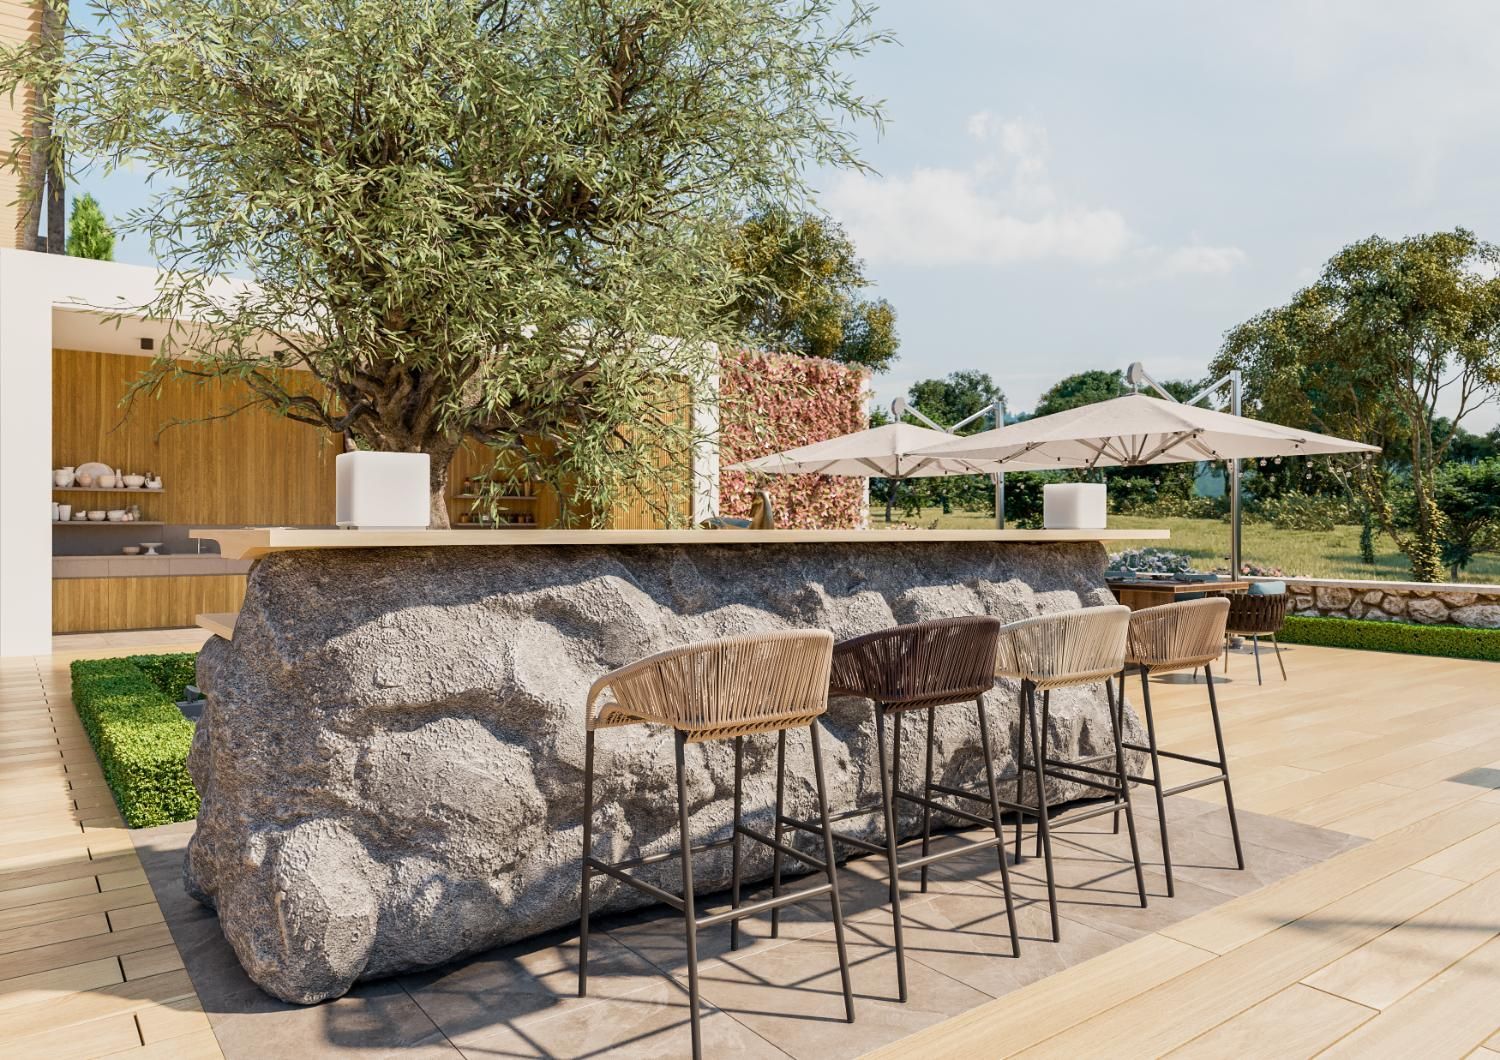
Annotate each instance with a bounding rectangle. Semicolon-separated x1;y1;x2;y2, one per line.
1270;577;1500;628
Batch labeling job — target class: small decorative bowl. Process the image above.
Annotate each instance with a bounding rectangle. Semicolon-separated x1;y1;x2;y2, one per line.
122;474;146;488
87;510;107;521
121;546;142;555
107;509;127;521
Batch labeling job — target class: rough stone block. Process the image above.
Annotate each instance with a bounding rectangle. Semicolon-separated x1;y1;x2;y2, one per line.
1405;597;1450;624
1450;603;1500;629
185;541;1141;1003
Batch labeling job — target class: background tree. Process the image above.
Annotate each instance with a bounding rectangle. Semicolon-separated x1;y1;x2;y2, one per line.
1214;229;1500;581
1432;458;1500;579
5;0;886;526
729;205;899;372
65;191;113;260
19;0;65;252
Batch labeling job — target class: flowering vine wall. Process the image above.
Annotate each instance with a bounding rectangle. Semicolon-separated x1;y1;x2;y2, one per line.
719;349;868;528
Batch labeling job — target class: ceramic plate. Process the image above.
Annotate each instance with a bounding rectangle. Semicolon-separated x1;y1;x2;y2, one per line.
75;461;113;482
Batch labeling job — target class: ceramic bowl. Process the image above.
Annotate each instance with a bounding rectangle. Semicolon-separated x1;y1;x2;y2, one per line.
121;546;142;555
97;474;116;489
107;510;127;522
77;474;95;487
146;480;163;489
87;510;106;521
122;474;146;488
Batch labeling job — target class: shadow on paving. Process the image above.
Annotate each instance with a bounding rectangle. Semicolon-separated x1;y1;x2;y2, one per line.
132;800;1366;1060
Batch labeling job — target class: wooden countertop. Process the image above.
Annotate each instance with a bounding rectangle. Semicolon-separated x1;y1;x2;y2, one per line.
191;526;1170;561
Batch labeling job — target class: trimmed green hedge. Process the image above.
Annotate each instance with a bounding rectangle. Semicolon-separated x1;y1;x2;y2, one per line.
1280;615;1500;662
71;656;200;827
125;652;198;701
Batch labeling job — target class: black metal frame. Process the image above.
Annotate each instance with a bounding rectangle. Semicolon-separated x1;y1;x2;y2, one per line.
1224;632;1287;685
1114;661;1245;898
1011;677;1148;940
579;726;854;1060
774;696;1021;1004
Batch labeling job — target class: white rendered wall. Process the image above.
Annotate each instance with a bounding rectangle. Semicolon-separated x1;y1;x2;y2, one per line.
0;251;54;656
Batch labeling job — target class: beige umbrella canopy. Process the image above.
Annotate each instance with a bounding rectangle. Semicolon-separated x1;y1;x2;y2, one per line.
913;393;1379;468
729;421;1047;479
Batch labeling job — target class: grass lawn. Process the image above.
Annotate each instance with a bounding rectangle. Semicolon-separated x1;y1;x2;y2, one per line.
892;507;1500;584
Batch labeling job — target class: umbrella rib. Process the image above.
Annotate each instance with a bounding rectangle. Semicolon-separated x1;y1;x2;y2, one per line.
1140;431;1196;464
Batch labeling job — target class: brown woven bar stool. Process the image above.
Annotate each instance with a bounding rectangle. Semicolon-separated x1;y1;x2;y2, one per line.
1224;590;1289;684
578;630;854;1060
774;616;1021;1004
1116;597;1244;898
996;605;1147;941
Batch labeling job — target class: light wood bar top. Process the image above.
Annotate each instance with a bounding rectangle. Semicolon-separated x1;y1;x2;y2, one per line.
191;526;1170;561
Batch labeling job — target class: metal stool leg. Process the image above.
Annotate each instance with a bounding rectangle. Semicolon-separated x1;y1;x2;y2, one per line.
1205;664;1246;870
874;706;909;1003
809;723;856;1022
769;729;787;939
1137;667;1174;898
729;735;745;951
1252;634;1263;685
1272;633;1287;680
1106;678;1148;908
673;732;702;1060
919;708;936;893
976;696;1021;957
1031;685;1060;941
578;729;595;998
1014;684;1028;862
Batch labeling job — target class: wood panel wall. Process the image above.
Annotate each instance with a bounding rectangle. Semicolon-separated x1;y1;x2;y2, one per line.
53;348;339;526
0;0;39;247
52;575;247;634
55;347;690;530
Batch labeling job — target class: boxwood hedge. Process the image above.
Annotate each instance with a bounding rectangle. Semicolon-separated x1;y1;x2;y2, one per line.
71;655;200;827
1279;614;1500;663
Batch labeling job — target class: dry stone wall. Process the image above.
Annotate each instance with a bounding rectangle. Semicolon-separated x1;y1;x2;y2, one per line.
1277;578;1500;628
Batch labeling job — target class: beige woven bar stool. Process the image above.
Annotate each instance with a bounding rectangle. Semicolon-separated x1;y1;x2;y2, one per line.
1116;597;1243;898
996;605;1147;941
578;630;854;1060
775;616;1021;1004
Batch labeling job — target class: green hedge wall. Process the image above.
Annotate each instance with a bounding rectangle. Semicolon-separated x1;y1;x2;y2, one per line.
71;656;200;828
125;652;198;701
1279;615;1500;663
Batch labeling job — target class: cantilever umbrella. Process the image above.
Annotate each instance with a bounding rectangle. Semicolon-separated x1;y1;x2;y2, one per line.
729;421;1052;479
911;393;1379;469
912;391;1379;572
728;421;1055;526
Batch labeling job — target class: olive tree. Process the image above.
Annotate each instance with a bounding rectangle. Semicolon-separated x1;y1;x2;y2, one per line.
1214;229;1500;581
5;0;886;525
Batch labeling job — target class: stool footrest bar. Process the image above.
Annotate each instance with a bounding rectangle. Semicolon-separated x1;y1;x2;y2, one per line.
608;836;736;871
1163;774;1229;797
695;883;834;929
735;825;827;870
780;814;888;856
1120;743;1223;770
585;857;685;911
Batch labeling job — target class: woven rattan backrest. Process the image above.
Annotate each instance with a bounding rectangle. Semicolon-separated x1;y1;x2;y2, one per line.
1126;597;1230;672
587;629;834;742
829;616;1002;710
1226;592;1289;635
994;605;1130;690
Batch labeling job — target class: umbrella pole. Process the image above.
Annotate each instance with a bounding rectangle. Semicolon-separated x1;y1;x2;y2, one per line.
1230;370;1243;577
994;472;1005;530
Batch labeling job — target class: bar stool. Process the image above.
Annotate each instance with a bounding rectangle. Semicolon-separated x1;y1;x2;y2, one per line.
1224;586;1290;684
997;605;1147;941
774;616;1021;1003
578;630;854;1060
1116;597;1244;898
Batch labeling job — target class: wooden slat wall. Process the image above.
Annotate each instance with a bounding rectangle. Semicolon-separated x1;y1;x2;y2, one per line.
53;348;339;526
52;575;247;634
0;0;39;247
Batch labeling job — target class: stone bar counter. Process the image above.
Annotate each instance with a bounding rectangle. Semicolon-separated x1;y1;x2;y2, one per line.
184;526;1167;1004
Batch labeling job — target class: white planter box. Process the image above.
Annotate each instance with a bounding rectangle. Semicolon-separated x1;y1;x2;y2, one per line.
1043;483;1107;530
336;452;431;529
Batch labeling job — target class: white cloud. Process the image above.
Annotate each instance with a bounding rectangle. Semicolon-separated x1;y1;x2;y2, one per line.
1155;245;1249;276
828;113;1242;276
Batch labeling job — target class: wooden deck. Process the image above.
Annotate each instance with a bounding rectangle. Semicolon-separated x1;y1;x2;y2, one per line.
879;643;1500;1058
0;631;221;1059
3;634;1499;1057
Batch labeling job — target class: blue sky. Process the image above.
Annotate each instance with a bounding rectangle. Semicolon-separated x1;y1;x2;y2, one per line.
80;0;1500;427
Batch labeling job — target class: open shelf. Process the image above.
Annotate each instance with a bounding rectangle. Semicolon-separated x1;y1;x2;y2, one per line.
52;486;165;494
454;494;536;500
54;521;165;527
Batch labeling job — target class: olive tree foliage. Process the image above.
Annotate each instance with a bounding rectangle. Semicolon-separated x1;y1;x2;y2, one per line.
1213;229;1500;581
3;0;888;526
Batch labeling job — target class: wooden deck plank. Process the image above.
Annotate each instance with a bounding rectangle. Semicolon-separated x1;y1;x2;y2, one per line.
1163;984;1374;1058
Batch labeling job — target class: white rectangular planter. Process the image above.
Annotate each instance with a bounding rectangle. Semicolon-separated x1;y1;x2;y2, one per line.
336;452;432;529
1043;483;1107;530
